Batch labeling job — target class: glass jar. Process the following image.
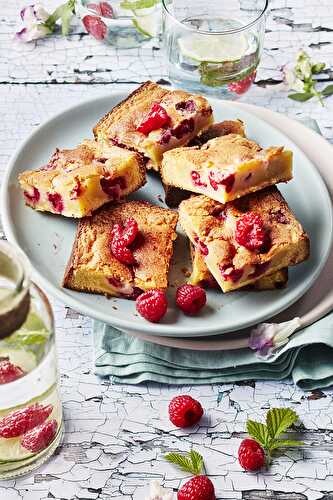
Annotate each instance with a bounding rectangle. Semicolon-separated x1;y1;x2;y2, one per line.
0;241;63;479
162;0;268;98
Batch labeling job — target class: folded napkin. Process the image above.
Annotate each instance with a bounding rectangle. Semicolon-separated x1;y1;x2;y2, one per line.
93;119;333;390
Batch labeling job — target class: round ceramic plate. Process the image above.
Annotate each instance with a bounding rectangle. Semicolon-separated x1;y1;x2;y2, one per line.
1;92;332;337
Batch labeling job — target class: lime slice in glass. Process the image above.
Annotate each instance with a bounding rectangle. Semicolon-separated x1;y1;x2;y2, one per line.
132;12;159;37
178;33;248;63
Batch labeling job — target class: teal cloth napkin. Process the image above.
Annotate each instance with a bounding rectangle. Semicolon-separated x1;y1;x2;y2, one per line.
93;119;333;389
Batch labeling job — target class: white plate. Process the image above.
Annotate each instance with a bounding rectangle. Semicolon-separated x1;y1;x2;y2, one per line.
1;92;332;337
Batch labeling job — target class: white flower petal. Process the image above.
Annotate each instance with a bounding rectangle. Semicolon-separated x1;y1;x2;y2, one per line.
249;317;301;359
146;480;174;500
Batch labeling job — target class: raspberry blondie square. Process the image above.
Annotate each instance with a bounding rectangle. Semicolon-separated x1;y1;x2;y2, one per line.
63;201;178;298
179;187;309;293
163;119;246;208
188;242;288;290
19;140;146;218
93;81;213;171
161;134;293;204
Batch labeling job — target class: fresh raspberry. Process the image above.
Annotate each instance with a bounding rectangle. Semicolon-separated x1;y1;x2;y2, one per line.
137;103;171;135
238;438;265;471
24;187;40;205
47;192;64;213
228;71;256;95
176;284;206;316
121;217;139;246
235;212;266;251
110;218;140;265
0;359;25;384
209;171;235;193
110;237;136;265
82;15;107;40
136;289;168;322
168;395;204;428
21;419;58;453
100;1;114;17
178;476;215;500
0;403;53;438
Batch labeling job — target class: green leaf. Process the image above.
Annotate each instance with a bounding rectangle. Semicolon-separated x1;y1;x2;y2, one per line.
165;450;204;476
266;408;298;440
61;4;74;35
270;439;304;450
247;420;270;448
288;92;313;102
322;84;333;97
312;62;326;74
120;0;160;10
188;450;204;475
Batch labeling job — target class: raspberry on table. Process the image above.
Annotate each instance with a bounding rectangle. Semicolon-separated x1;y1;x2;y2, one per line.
21;419;58;453
228;71;256;95
136;289;168;323
0;403;53;438
176;284;206;315
137;103;171;135
235;212;266;251
178;475;216;500
168;395;204;428
238;438;265;471
0;359;25;385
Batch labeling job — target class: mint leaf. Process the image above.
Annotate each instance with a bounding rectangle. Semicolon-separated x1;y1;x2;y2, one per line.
266;408;298;440
61;4;74;35
120;0;159;10
322;84;333;97
247;420;270;448
270;439;304;450
288;92;313;102
165;450;204;476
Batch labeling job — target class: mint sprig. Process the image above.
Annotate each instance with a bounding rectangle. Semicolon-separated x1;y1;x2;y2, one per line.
120;0;160;10
44;0;76;36
165;449;204;476
247;408;303;461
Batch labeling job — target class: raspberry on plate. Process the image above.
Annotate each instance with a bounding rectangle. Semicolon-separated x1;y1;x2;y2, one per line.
178;475;215;500
168;395;203;428
176;284;206;315
0;359;25;384
238;438;265;471
0;403;53;438
136;289;168;323
21;419;58;453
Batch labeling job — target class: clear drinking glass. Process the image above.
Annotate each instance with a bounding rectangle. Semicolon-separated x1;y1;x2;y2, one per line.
162;0;268;98
0;241;63;479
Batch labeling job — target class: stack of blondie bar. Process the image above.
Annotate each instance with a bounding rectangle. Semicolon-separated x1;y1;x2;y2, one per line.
18;81;309;301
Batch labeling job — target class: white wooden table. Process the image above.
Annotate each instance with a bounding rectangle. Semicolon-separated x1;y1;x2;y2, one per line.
1;1;333;498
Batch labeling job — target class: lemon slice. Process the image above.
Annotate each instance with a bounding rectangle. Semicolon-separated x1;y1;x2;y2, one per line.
178;33;248;63
132;12;159;37
0;348;37;373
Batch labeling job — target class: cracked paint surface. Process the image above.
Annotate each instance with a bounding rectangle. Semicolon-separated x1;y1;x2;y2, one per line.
1;1;333;498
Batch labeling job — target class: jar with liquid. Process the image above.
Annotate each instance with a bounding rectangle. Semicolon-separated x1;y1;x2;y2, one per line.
0;241;63;479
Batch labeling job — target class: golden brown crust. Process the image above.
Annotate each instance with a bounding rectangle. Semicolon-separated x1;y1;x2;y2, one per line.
63;201;178;295
179;187;309;291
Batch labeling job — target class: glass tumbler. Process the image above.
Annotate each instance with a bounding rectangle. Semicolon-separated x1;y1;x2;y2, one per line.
162;0;268;98
0;241;63;479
